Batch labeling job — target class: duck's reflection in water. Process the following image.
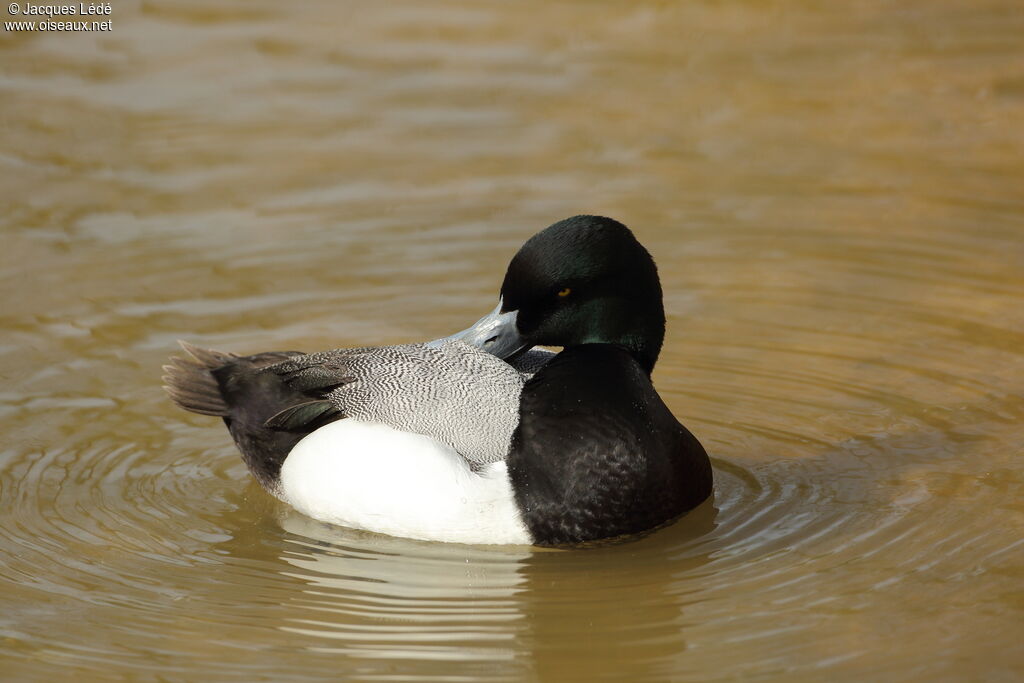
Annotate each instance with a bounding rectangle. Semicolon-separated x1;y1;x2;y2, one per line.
269;498;718;681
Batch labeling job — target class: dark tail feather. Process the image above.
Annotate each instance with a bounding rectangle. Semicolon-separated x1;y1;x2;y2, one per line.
161;340;236;416
265;400;340;431
164;341;321;491
179;340;237;368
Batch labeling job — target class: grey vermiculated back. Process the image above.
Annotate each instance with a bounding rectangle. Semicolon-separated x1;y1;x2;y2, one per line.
270;340;541;465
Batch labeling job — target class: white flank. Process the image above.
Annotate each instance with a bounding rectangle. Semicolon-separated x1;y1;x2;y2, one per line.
278;419;531;545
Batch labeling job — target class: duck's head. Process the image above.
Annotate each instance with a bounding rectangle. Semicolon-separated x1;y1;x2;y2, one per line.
453;215;666;373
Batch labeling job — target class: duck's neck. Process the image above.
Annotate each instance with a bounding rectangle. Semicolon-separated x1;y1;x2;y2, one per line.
569;296;663;376
578;304;664;375
615;330;661;375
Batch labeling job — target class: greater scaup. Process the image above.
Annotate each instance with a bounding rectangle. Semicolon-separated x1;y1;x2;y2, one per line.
164;215;712;545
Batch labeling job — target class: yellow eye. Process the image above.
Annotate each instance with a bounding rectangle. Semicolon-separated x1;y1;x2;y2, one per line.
557;287;572;298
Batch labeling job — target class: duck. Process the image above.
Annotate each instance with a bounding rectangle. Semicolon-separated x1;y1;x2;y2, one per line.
163;215;712;546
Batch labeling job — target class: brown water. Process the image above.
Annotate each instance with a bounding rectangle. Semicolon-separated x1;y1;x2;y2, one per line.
2;1;1023;680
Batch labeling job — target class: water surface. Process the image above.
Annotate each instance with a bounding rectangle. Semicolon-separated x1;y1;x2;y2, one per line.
2;1;1023;680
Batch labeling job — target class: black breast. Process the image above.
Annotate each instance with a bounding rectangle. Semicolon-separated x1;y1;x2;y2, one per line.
507;345;712;546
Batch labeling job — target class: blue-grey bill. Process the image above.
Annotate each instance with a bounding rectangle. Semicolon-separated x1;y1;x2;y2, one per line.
427;300;529;360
